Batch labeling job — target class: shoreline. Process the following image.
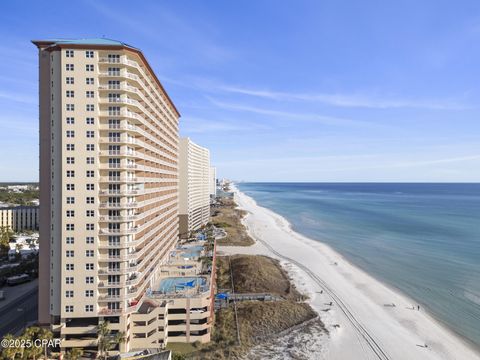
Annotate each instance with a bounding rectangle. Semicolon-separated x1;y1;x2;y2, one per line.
225;184;480;360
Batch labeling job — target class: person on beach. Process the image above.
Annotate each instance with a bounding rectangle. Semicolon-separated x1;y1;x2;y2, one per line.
418;305;420;311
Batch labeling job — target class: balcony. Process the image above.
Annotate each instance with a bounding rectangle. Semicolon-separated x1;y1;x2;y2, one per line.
99;189;140;196
99;137;137;145
98;149;137;157
99;202;139;209
99;215;138;221
100;177;139;183
99;227;139;235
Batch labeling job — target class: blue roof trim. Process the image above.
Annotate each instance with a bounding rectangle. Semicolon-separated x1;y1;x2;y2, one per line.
35;38;138;50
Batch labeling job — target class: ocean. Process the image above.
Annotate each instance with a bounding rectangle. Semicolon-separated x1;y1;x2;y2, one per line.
236;182;480;348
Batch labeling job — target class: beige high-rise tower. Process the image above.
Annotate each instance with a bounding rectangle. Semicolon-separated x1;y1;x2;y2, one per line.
178;138;211;237
33;38;180;352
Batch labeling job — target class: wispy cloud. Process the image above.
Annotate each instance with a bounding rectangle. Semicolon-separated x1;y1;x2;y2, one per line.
207;97;392;129
216;85;471;110
162;75;471;110
324;154;480;173
87;0;234;64
0;91;37;105
181;116;268;134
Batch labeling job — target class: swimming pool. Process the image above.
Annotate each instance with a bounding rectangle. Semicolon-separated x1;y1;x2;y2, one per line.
177;245;203;259
158;276;207;293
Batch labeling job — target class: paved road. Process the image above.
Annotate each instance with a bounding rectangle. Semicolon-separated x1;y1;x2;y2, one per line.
0;286;38;337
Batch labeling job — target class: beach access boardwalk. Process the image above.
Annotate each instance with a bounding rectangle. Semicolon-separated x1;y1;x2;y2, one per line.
214;291;283;309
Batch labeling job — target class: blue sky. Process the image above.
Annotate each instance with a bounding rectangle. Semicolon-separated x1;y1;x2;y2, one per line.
1;0;480;182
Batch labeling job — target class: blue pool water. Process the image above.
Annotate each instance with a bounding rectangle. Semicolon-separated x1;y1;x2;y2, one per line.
158;277;207;293
237;182;480;348
177;245;203;259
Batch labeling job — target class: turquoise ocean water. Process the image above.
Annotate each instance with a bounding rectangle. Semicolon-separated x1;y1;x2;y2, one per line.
237;182;480;348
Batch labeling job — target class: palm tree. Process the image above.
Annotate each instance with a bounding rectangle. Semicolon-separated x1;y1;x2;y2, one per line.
109;331;126;353
64;348;83;360
22;327;43;360
97;321;110;360
0;226;12;256
97;321;125;359
38;328;53;359
1;334;19;360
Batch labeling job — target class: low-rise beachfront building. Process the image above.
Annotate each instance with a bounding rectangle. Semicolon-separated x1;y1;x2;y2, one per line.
178;138;211;238
0;206;39;232
127;241;216;349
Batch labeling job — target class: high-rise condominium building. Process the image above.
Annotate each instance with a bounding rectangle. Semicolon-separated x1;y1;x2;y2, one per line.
178;138;210;237
209;166;217;199
33;38;180;352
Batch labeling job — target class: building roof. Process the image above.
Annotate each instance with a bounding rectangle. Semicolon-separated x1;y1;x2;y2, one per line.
31;38;180;118
31;37;139;49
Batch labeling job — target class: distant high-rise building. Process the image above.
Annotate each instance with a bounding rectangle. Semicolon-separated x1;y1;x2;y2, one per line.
178;138;210;237
209;166;217;198
33;38;180;352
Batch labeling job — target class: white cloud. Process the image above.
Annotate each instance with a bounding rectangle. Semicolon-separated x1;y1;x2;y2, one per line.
217;85;471;110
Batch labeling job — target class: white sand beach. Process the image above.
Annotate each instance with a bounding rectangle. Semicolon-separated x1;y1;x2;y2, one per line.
218;186;480;360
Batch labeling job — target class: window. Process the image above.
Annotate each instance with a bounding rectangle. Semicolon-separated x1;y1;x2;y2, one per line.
108;80;120;89
66;90;74;98
66;224;74;231
66;104;74;111
66;157;75;164
108;93;120;102
86;90;94;98
86;276;94;284
66;144;75;151
86;117;95;125
86;263;94;270
108;67;120;76
66;130;75;138
66;237;74;244
66;290;74;298
86;50;94;58
86;236;94;244
66;77;74;85
66;250;74;257
85;290;94;297
66;210;75;217
66;64;74;71
66;50;74;58
86;210;94;217
65;305;74;312
86;104;95;111
85;305;94;312
86;183;95;190
66;264;74;271
66;117;75;124
86;77;94;85
86;250;94;257
86;130;95;138
86;170;94;178
66;170;75;178
66;197;75;204
108;106;121;116
86;64;94;71
66;184;75;191
86;144;95;151
108;54;120;63
86;157;94;164
66;276;74;284
86;197;95;204
86;224;95;231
